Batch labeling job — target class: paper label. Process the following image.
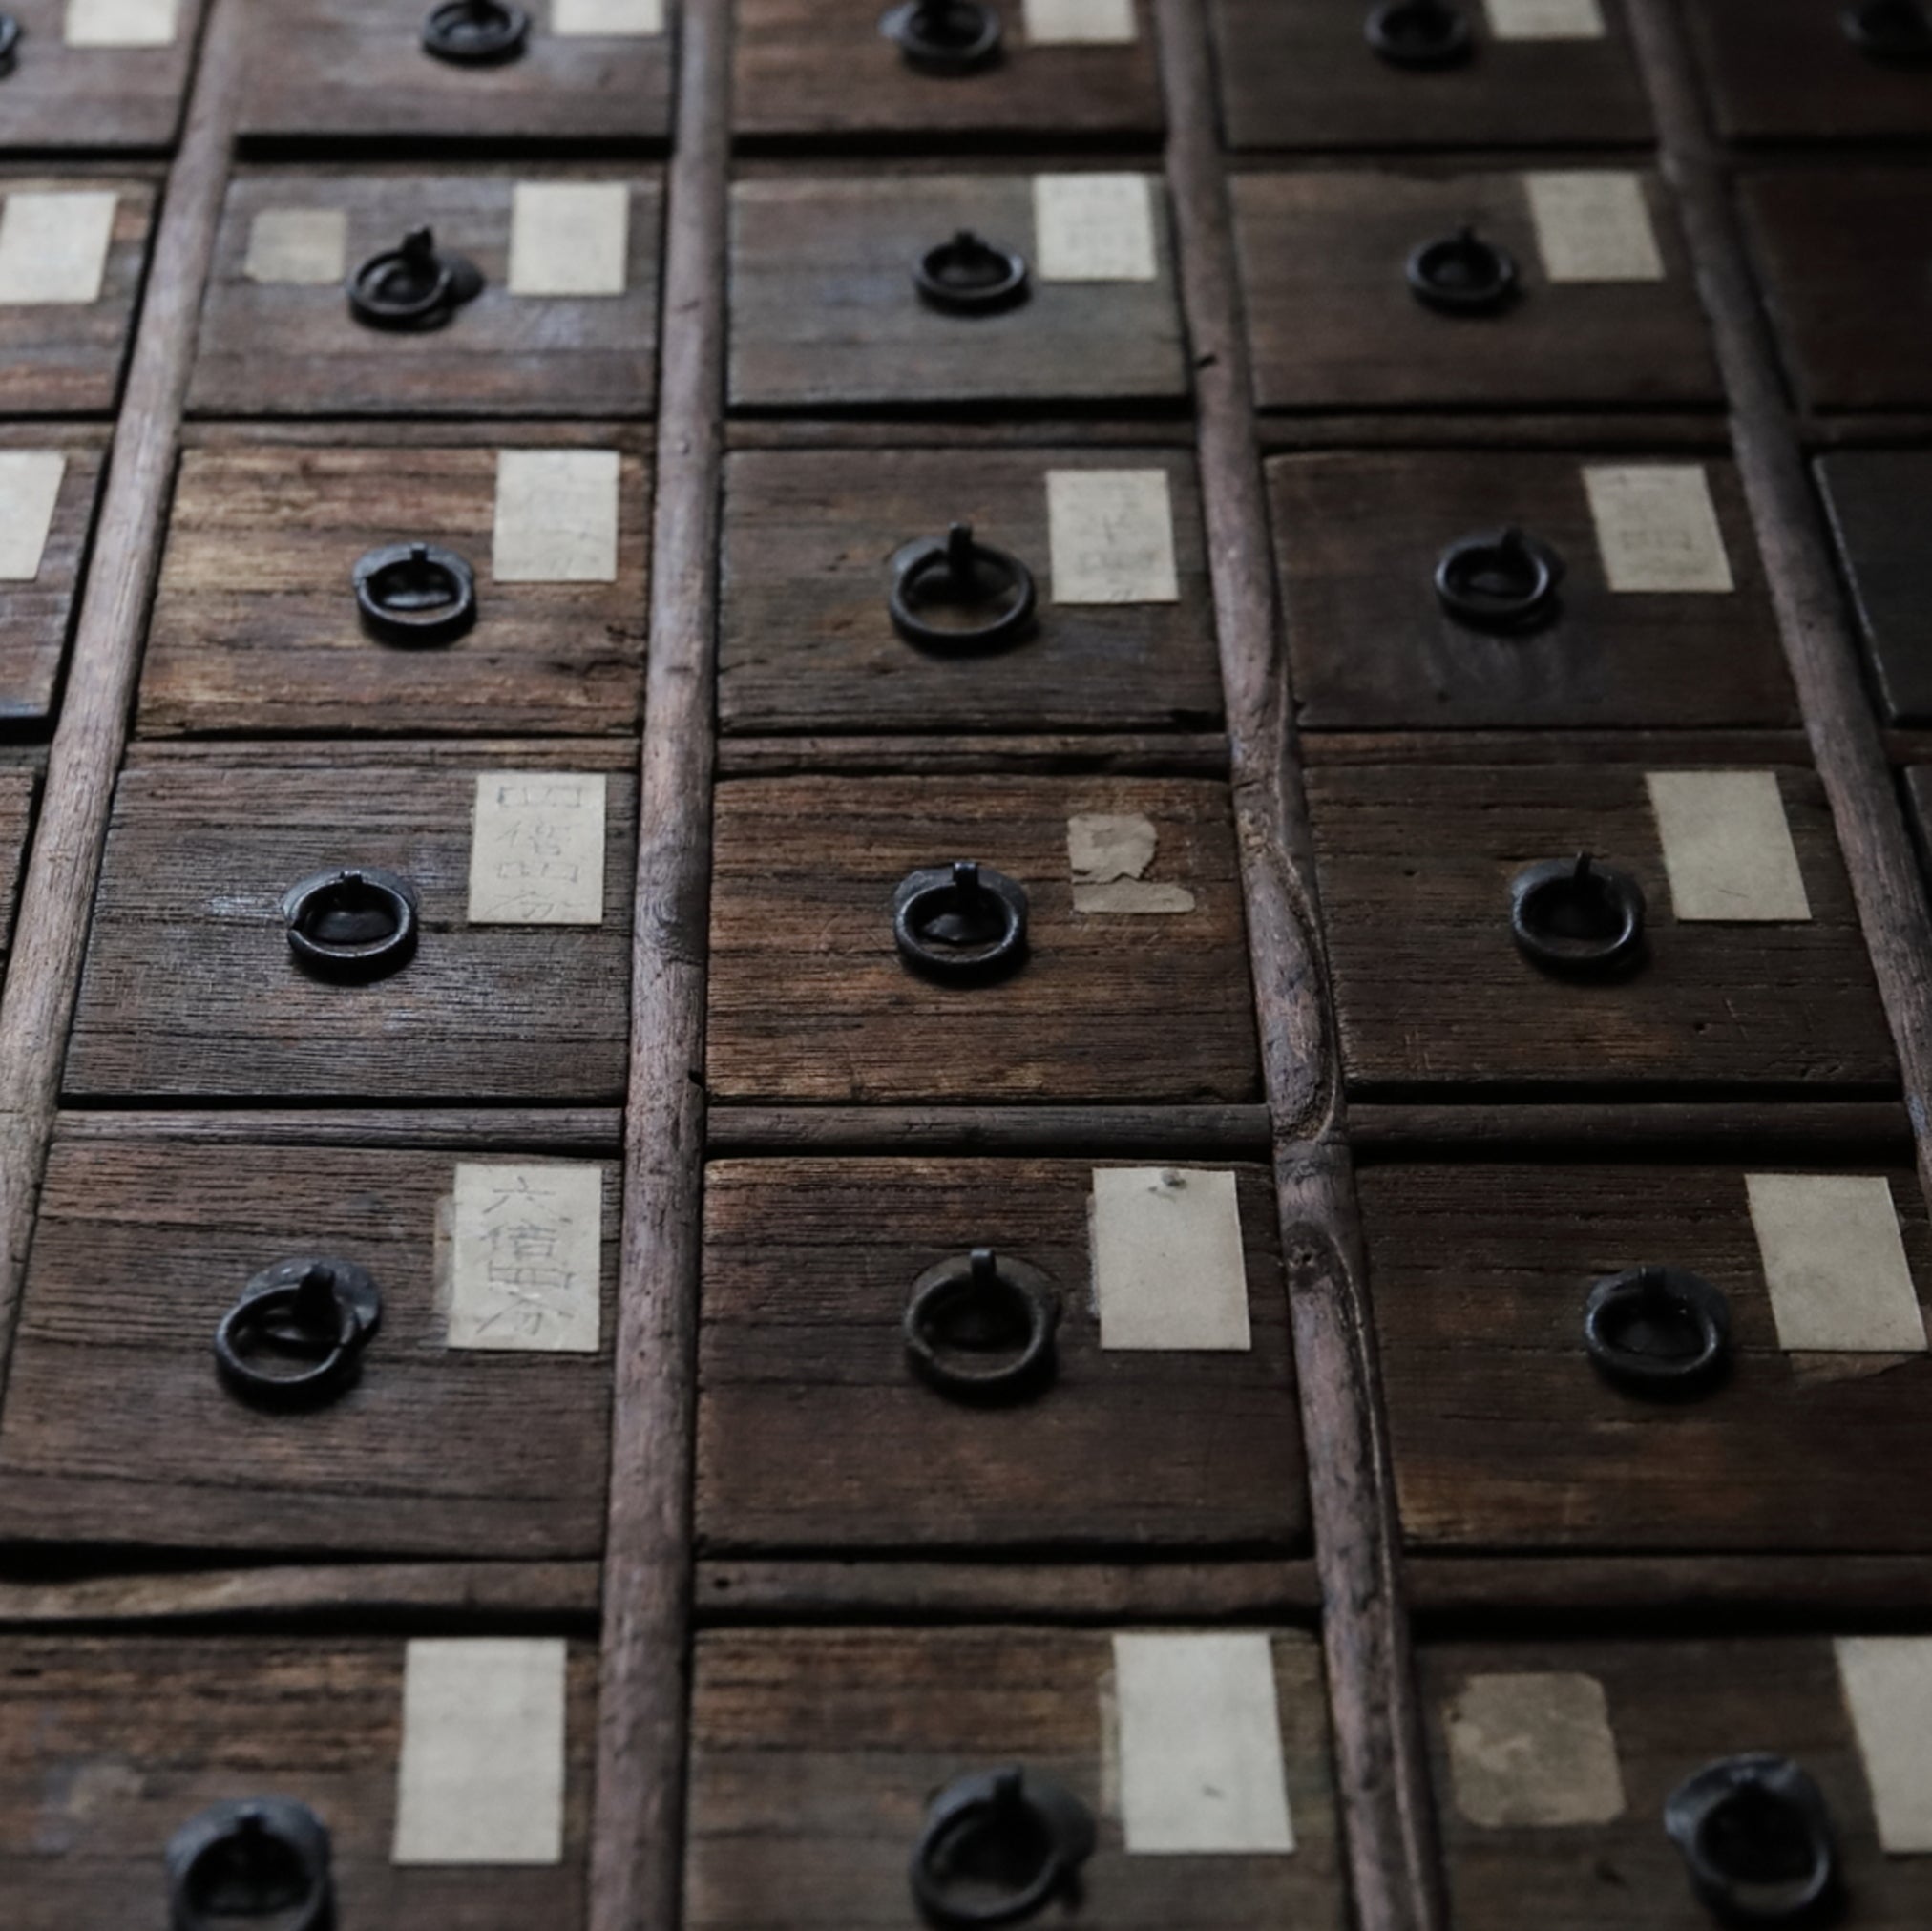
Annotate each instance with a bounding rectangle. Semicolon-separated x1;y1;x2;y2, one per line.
1526;172;1664;283
1645;770;1811;922
1047;469;1178;606
1747;1173;1927;1354
1091;1167;1250;1351
1024;0;1136;42
243;207;348;285
1836;1638;1932;1853
508;182;630;298
554;0;663;32
1483;0;1606;37
0;191;116;305
494;450;620;583
1033;174;1157;283
1113;1633;1293;1854
66;0;178;43
393;1638;567;1866
448;1163;603;1353
1068;813;1196;915
1445;1674;1627;1829
0;452;67;582
468;771;607;925
1584;465;1734;595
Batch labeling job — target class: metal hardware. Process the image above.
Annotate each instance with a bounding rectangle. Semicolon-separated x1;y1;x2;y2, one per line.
283;867;420;983
914;230;1030;316
1664;1755;1841;1927
352;541;478;647
881;0;1003;73
215;1258;382;1411
0;15;22;76
1585;1265;1732;1399
893;860;1029;984
910;1767;1096;1930
166;1797;333;1931
1510;852;1647;976
1365;0;1473;68
1842;0;1932;62
890;523;1037;653
904;1249;1060;1403
346;226;484;333
422;0;530;63
1407;223;1520;316
1435;526;1565;633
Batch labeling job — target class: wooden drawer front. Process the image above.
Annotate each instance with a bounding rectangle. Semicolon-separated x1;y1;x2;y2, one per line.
141;443;651;738
0;438;102;724
735;0;1162;140
707;775;1259;1103
0;0;204;150
239;0;672;142
1308;763;1894;1094
698;1158;1304;1553
728;175;1189;410
1818;452;1932;724
1361;1157;1932;1554
1;1635;596;1928
66;747;635;1101
1421;1638;1932;1928
190;170;663;419
0;1137;615;1558
687;1628;1344;1930
0;766;33;963
1212;0;1649;153
1270;451;1794;731
1232;170;1718;411
719;448;1220;735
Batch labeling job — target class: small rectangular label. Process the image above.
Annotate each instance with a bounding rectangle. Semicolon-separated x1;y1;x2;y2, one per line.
1584;464;1734;595
1445;1674;1627;1829
509;182;629;298
468;771;607;925
392;1638;567;1866
1114;1633;1293;1855
1747;1173;1927;1354
243;207;348;285
1646;770;1811;922
1047;469;1178;606
65;0;178;45
0;451;67;582
494;450;620;583
1483;0;1606;37
1024;0;1136;42
0;191;116;305
1526;171;1664;283
1837;1638;1932;1854
1068;813;1197;916
449;1163;603;1354
554;0;663;31
1092;1167;1250;1351
1033;174;1157;283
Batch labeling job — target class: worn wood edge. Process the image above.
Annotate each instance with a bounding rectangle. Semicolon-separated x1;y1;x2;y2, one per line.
705;1104;1272;1156
1349;1102;1914;1157
53;1108;625;1149
1300;727;1816;767
715;733;1231;778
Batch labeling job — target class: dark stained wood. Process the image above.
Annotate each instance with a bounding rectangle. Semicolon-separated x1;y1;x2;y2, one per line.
708;1103;1271;1154
1410;1555;1932;1620
140;441;651;738
1815;451;1932;726
718;447;1222;735
56;1105;623;1148
189;168;664;419
1907;767;1932;876
1231;169;1719;413
718;733;1229;776
0;769;33;966
1351;1101;1913;1154
0;435;104;728
1303;727;1814;766
686;1627;1344;1931
1270;451;1796;732
0;0;206;149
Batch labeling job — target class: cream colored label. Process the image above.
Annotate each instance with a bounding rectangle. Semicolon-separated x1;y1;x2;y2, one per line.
243;207;348;285
1584;465;1734;595
1092;1167;1250;1351
1024;0;1136;42
1837;1638;1932;1854
1113;1634;1293;1854
1484;0;1606;37
494;450;620;583
1068;813;1196;915
509;182;630;298
393;1638;567;1866
1445;1674;1627;1829
65;0;178;45
448;1163;602;1354
1747;1174;1927;1354
1047;470;1178;606
554;0;663;32
0;191;116;305
1526;172;1664;283
0;452;67;582
1646;770;1811;923
1034;174;1157;283
468;771;607;925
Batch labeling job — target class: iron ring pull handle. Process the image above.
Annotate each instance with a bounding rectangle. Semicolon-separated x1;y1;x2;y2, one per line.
894;860;1029;984
422;0;531;63
890;522;1037;652
882;0;1003;72
1407;223;1520;316
1842;0;1932;62
1585;1264;1732;1399
353;540;479;647
346;225;485;333
910;1767;1097;1930
166;1797;334;1931
0;15;22;75
1366;0;1473;67
1510;851;1647;976
215;1258;383;1411
914;229;1031;315
283;866;421;983
1664;1755;1841;1928
905;1249;1061;1403
1435;526;1565;633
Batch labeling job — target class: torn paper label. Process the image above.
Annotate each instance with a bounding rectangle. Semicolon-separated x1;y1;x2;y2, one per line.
1836;1638;1932;1854
554;0;663;32
1747;1173;1927;1354
1024;0;1136;42
1034;174;1157;282
0;191;116;305
1068;812;1196;914
1446;1673;1627;1829
509;181;630;298
1047;469;1179;605
1484;0;1606;37
494;449;620;583
244;207;347;285
468;771;607;925
1526;172;1664;283
1584;464;1734;595
1646;770;1810;922
449;1162;602;1353
0;452;67;582
1092;1166;1250;1351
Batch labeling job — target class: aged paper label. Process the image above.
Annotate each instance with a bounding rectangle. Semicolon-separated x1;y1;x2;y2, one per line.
1024;0;1136;42
1445;1674;1627;1829
0;451;67;582
1068;812;1196;915
1526;171;1664;283
65;0;178;46
448;1162;602;1354
1747;1173;1927;1354
1484;0;1606;37
494;449;620;583
1584;464;1734;594
1091;1166;1250;1351
468;771;607;925
1837;1638;1932;1853
554;0;663;32
1645;770;1810;922
243;207;348;284
1046;469;1178;605
1034;173;1158;283
0;191;117;304
509;181;630;297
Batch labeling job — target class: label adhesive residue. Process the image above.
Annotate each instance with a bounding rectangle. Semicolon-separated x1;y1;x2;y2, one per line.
1091;1167;1250;1352
1024;0;1136;43
468;771;607;925
1526;171;1664;283
494;449;620;583
1445;1674;1627;1829
66;0;178;44
0;451;68;582
0;191;117;305
1483;0;1606;37
1113;1633;1293;1854
1046;469;1178;606
1645;770;1811;923
1068;813;1195;915
1034;174;1157;283
243;207;348;285
448;1162;603;1353
509;181;630;298
1584;465;1734;595
1836;1638;1932;1854
1746;1173;1927;1354
392;1638;567;1866
554;0;663;32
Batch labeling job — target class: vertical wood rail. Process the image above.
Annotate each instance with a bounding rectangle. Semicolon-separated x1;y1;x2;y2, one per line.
0;0;242;1387
591;0;730;1923
1153;5;1443;1929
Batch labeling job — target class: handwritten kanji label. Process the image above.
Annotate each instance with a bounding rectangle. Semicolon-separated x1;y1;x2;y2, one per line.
0;452;67;581
243;208;347;284
0;191;117;305
468;770;606;925
448;1162;603;1354
508;181;630;297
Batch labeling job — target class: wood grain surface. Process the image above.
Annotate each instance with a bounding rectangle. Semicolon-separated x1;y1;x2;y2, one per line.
1815;451;1932;725
0;769;33;968
0;436;104;727
0;0;206;148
